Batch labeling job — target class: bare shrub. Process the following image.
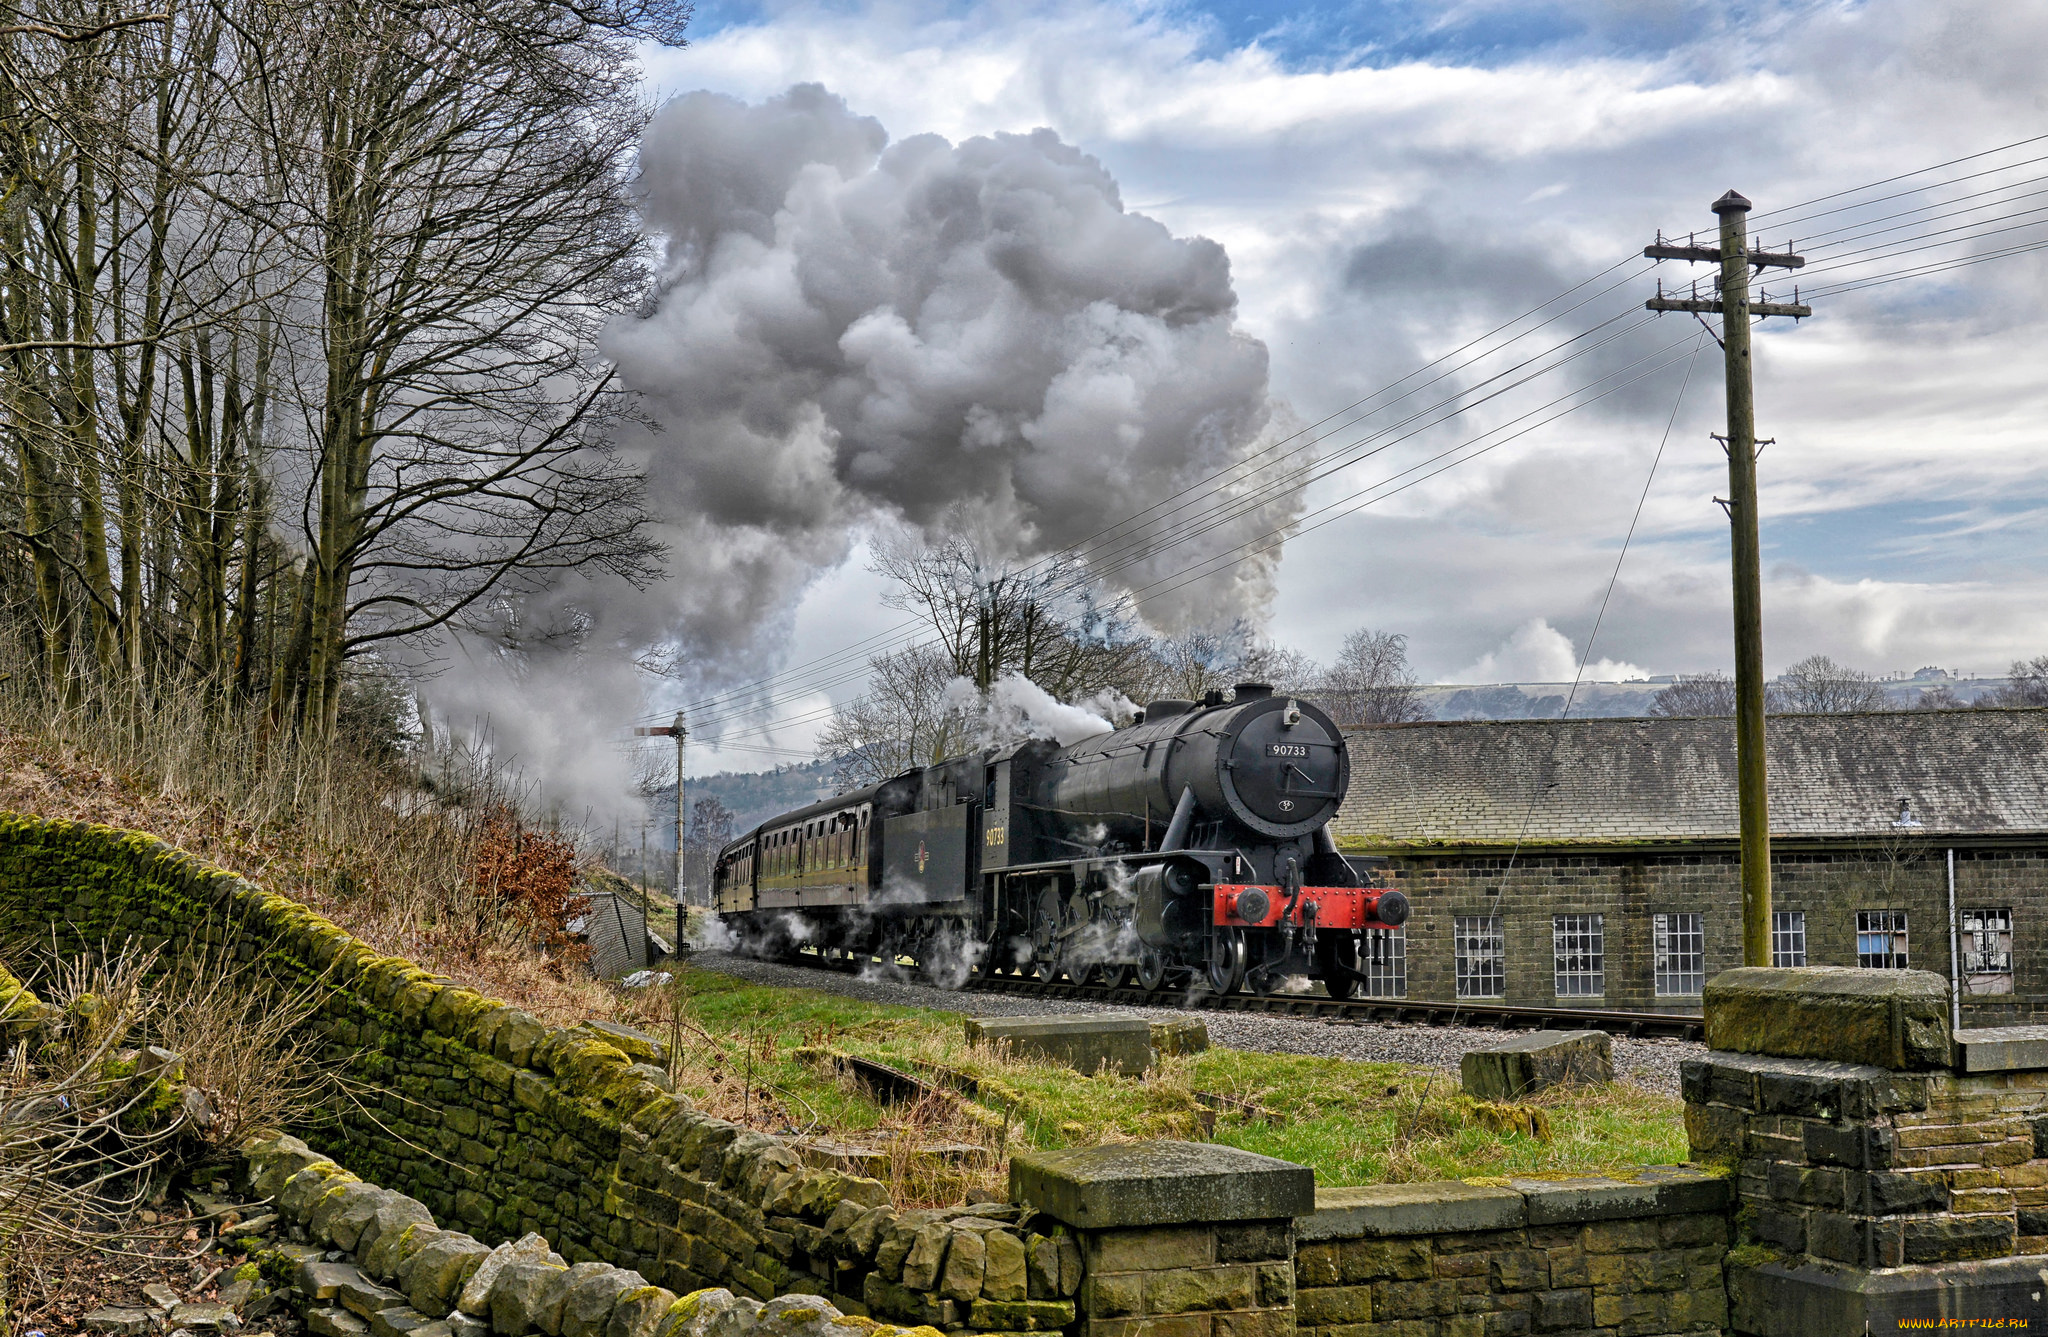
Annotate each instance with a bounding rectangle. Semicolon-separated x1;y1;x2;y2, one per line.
149;944;342;1153
471;805;589;974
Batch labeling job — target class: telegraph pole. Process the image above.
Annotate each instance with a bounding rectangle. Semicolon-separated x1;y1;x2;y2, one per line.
1645;191;1809;967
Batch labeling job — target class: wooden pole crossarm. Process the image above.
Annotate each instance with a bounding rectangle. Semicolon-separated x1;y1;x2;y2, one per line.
1647;297;1813;318
1644;244;1806;270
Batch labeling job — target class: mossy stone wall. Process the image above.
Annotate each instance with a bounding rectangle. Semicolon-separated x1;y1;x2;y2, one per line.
0;815;1080;1333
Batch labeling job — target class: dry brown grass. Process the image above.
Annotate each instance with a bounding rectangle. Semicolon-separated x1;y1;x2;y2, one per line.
0;663;632;1029
0;939;348;1320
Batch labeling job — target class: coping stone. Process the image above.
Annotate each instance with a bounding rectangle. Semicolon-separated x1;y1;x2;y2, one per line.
1459;1030;1613;1101
965;1014;1155;1078
1298;1182;1526;1240
1010;1140;1315;1228
1509;1167;1729;1225
1703;966;1951;1070
1954;1025;2048;1073
1729;1252;2048;1336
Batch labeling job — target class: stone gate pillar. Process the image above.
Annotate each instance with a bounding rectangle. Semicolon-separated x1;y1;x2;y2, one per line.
1009;1142;1313;1337
1688;965;2048;1333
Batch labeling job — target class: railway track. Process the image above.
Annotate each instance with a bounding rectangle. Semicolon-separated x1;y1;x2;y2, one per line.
737;949;1706;1041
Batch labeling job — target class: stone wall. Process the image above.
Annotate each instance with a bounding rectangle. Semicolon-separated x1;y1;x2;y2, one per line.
1291;1173;1730;1337
1366;844;2047;1022
0;815;1079;1334
1690;965;2048;1334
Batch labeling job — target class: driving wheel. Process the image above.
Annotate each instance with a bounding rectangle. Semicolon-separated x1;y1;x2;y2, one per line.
1204;928;1247;996
1315;933;1361;999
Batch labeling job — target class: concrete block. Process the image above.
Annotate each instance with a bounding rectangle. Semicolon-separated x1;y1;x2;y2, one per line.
1510;1166;1730;1225
1704;966;1951;1070
1730;1252;2048;1336
965;1014;1155;1077
1957;1025;2048;1073
1011;1141;1314;1228
1458;1030;1612;1100
1297;1182;1526;1240
1148;1018;1208;1058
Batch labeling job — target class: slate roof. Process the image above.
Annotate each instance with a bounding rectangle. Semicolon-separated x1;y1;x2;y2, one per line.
568;889;652;979
1332;707;2048;847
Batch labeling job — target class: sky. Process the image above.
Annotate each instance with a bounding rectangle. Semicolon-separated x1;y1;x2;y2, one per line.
595;0;2048;777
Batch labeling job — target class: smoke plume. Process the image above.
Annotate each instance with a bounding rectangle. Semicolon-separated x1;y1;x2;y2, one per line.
606;82;1301;650
419;83;1301;823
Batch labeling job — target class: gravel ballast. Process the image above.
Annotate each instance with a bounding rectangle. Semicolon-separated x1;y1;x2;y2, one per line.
688;950;1698;1095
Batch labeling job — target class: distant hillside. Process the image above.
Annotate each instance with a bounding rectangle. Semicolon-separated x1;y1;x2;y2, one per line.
1416;668;2010;721
653;759;840;835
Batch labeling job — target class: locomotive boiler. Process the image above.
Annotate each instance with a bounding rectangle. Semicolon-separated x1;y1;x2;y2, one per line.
711;682;1407;996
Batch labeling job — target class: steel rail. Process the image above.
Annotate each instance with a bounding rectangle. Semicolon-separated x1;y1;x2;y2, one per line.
722;949;1707;1042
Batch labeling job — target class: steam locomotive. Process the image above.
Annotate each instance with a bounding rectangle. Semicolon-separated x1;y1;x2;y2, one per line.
710;682;1408;996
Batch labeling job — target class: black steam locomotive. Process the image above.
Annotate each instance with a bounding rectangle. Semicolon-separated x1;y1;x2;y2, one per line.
711;683;1408;996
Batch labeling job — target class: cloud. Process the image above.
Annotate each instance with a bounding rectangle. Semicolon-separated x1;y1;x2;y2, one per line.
1453;617;1646;683
596;0;2048;772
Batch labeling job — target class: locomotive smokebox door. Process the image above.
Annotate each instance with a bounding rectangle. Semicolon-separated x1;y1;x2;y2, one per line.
882;806;972;903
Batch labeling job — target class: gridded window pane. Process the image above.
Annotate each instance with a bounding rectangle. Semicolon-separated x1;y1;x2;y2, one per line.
1360;928;1406;998
1455;915;1505;998
1962;908;2014;995
1653;913;1705;996
1772;911;1808;968
1857;910;1910;969
1554;914;1605;997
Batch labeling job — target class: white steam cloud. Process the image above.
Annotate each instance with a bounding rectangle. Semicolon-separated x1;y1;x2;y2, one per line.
606;82;1302;650
940;672;1122;748
415;83;1301;826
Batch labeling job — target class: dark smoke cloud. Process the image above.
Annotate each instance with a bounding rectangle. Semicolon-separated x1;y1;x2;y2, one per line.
605;83;1302;644
414;83;1300;822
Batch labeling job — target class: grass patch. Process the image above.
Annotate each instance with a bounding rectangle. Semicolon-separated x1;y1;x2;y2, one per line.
619;965;1688;1203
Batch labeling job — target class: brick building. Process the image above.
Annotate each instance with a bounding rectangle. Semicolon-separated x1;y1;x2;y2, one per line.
1329;707;2048;1021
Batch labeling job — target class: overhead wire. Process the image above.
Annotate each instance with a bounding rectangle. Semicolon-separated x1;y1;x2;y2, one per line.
1747;132;2048;229
666;256;1659;726
1495;328;1710;895
665;133;2048;753
682;309;1670;736
665;263;1665;731
690;317;1695;742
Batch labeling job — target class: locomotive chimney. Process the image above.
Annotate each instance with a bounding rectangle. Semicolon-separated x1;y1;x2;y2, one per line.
1233;681;1274;701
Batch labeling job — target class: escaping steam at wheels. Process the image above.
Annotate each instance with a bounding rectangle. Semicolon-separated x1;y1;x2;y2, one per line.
712;683;1409;996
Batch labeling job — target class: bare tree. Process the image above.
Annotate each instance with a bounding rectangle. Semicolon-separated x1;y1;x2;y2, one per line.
251;0;677;733
0;0;684;734
1986;655;2048;707
816;643;979;787
1649;672;1737;718
682;795;736;900
870;521;1153;701
1772;654;1893;713
1317;628;1429;726
1129;626;1318;703
1915;683;1965;710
